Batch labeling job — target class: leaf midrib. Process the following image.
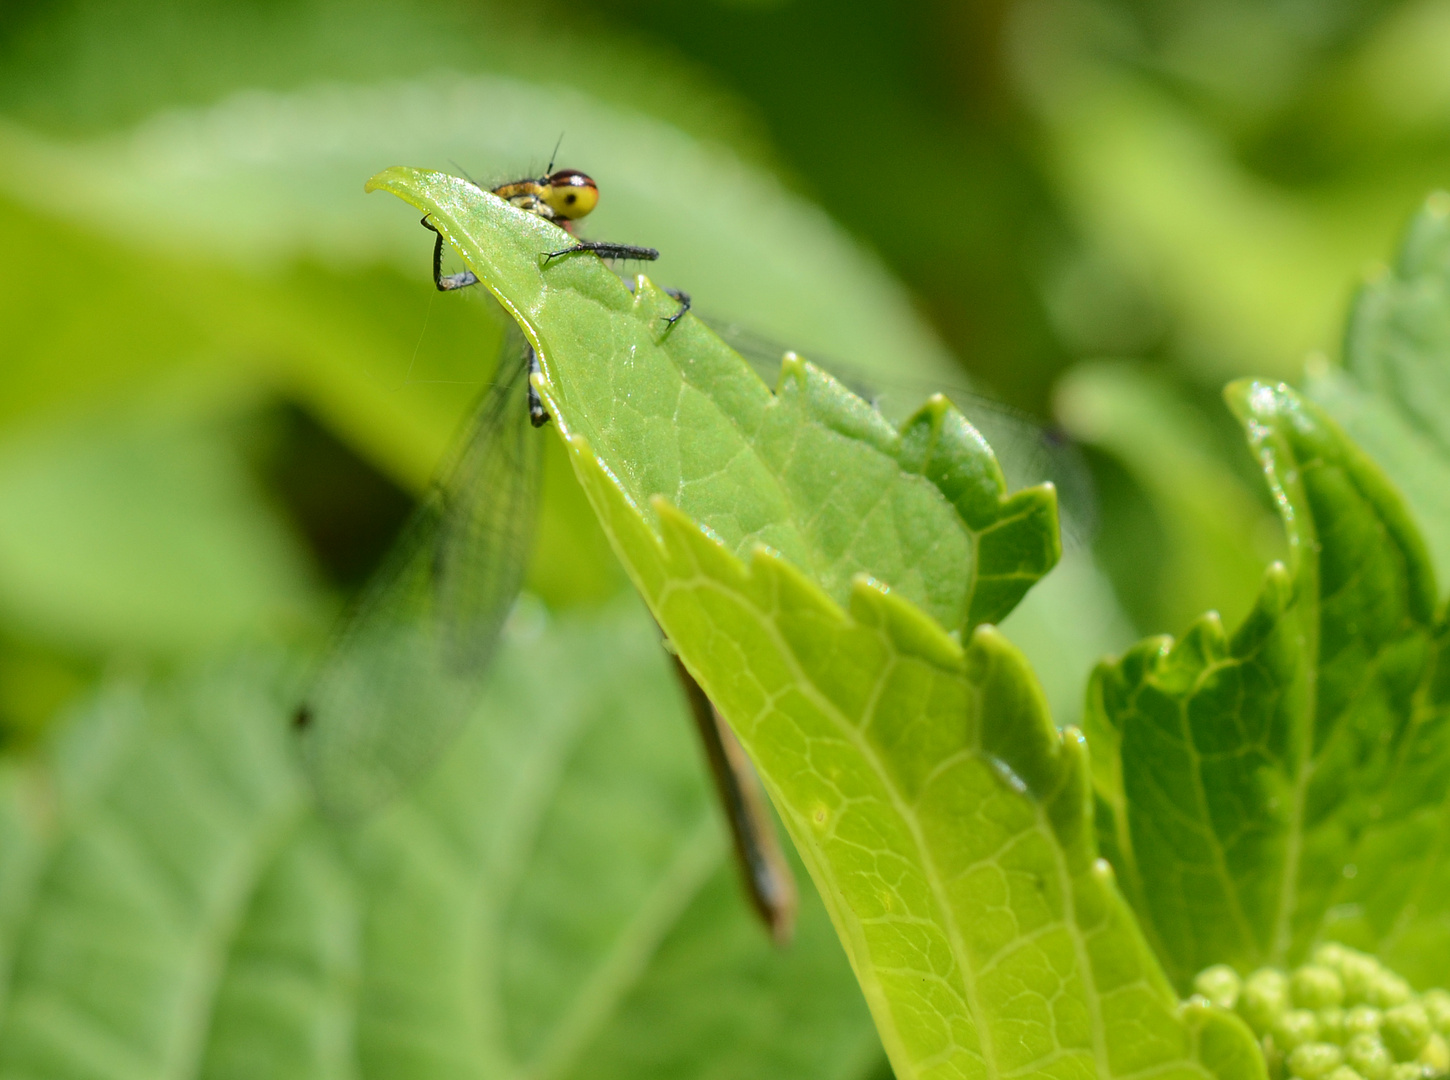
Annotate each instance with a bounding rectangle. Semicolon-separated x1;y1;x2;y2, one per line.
517;815;724;1080
1176;654;1260;961
1266;438;1429;961
1269;444;1323;964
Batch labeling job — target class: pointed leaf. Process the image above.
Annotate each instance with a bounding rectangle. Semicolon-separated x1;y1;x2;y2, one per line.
0;607;881;1079
1084;381;1449;990
364;166;1263;1080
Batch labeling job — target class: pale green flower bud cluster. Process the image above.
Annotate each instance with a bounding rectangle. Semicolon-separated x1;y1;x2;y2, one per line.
1193;945;1450;1080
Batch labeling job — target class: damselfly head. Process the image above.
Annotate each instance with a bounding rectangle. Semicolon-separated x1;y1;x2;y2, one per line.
539;169;599;220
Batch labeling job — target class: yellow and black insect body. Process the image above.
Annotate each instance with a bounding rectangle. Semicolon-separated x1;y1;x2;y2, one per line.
482;168;658;264
492;168;600;232
425;166;688;346
497;169;692;320
422;165;669;427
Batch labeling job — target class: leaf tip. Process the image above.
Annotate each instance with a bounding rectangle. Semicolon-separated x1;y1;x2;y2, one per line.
774;351;818;398
363;164;422;196
1224;379;1288;425
848;572;963;666
908;393;954;428
851;571;892;598
746;538;789;568
1180;609;1229;656
1263;559;1292;595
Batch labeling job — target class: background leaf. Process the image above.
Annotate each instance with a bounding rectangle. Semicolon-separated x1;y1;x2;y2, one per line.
13;0;1450;1072
0;604;882;1079
1310;192;1450;597
0;412;320;653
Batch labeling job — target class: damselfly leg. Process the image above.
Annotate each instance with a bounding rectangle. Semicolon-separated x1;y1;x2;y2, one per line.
544;238;661;263
422;216;551;429
419;206;795;941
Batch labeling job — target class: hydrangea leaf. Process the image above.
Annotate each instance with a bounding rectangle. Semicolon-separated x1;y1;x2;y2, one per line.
1342;193;1450;462
1310;192;1450;596
365;166;1263;1080
346;604;880;1080
0;605;881;1080
1085;381;1450;992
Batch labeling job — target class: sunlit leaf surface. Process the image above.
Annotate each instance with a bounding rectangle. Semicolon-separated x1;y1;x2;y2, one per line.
369;166;1264;1080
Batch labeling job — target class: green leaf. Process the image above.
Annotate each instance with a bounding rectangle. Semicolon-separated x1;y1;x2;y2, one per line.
348;603;878;1080
0;665;309;1077
1343;192;1450;459
0;189;502;493
1084;380;1450;991
0;68;972;623
0;69;960;433
0;605;879;1080
1310;192;1450;596
368;166;1263;1080
1303;365;1450;605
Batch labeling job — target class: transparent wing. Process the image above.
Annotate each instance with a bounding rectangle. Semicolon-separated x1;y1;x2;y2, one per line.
706;318;1097;549
297;335;541;818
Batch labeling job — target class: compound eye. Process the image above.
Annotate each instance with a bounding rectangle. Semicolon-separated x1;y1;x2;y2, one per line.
542;169;599;219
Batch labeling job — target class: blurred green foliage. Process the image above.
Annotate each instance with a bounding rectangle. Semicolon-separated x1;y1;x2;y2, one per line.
3;0;1450;1074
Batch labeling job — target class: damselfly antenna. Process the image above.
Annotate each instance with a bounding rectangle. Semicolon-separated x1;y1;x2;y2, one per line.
544;132;565;178
448;158;483;190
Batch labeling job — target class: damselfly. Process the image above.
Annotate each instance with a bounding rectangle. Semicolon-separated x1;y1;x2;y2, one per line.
296;162;1092;946
295;163;795;942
